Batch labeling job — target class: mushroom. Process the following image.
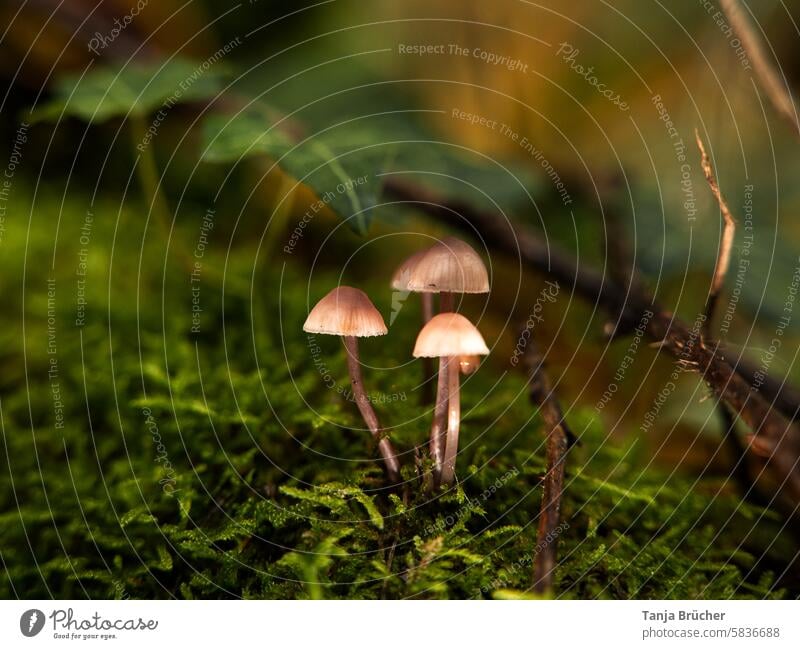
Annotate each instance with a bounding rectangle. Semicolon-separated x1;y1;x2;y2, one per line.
403;237;489;473
413;312;489;486
406;236;489;312
303;286;401;483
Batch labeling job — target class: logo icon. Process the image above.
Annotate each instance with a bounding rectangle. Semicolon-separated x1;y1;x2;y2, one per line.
20;609;45;637
389;289;410;325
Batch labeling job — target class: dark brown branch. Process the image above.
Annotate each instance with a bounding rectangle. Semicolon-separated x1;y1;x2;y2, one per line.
525;340;571;594
720;0;800;139
383;177;800;504
695;130;736;338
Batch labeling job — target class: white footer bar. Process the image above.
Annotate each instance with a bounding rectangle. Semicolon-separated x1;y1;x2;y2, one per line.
1;600;798;648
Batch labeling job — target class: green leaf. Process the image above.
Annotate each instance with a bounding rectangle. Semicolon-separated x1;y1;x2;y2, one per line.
31;58;226;124
201;108;413;235
201;105;540;235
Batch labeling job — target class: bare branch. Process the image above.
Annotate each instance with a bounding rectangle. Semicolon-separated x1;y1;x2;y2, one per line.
695;129;736;337
720;0;800;138
524;339;571;595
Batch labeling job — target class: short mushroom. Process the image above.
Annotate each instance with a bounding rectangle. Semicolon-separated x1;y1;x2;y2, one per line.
413;312;489;486
303;286;401;483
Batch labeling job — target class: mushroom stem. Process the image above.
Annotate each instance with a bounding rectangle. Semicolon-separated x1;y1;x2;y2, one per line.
440;291;454;312
429;355;450;484
342;335;401;483
421;293;435;404
441;355;461;486
422;292;434;322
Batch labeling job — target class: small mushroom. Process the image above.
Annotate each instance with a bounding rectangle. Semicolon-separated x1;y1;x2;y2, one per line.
413;312;489;486
403;237;489;469
406;236;489;311
303;286;401;482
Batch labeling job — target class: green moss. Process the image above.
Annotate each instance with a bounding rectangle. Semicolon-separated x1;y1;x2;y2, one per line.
0;186;791;599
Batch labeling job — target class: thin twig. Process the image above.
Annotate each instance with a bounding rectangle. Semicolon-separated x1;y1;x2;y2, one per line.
719;0;800;138
695;130;736;338
525;339;571;595
694;131;767;501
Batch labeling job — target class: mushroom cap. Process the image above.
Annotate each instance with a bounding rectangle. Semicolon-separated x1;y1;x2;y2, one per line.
303;286;388;337
390;248;428;290
406;236;489;294
413;312;490;358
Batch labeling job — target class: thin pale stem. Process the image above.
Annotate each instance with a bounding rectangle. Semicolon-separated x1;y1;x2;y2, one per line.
342;336;400;483
440;355;461;486
261;169;298;260
429;355;450;484
422;292;434;322
129;116;174;243
440;291;454;312
421;292;435;404
129;116;196;274
695;130;736;338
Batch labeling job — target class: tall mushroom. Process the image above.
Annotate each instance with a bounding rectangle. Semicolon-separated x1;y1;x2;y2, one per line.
405;237;489;476
303;286;401;483
406;236;490;312
413;312;489;486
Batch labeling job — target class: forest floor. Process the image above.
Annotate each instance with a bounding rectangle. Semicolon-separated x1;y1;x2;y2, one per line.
0;186;793;599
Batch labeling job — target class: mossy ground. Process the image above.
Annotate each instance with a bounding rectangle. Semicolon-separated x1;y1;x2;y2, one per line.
0;187;793;599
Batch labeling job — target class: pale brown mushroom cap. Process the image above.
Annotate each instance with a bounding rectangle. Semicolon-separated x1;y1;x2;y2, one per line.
390;248;427;290
303;286;388;337
406;236;489;294
413;312;490;358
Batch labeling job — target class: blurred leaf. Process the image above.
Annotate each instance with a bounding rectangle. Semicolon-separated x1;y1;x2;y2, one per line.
201;107;417;235
202;104;539;235
31;58;226;124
